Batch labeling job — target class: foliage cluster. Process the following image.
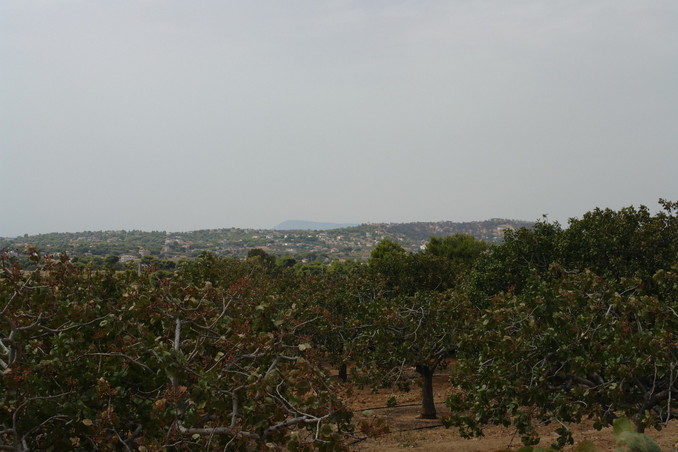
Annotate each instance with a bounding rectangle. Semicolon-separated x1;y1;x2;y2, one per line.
1;200;676;450
1;251;352;451
446;200;678;448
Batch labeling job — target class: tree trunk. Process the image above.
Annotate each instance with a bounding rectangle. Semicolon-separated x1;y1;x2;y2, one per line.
632;415;646;434
415;364;436;419
338;362;348;382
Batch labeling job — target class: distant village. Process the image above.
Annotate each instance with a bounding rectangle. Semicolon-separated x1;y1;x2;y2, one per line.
1;219;533;264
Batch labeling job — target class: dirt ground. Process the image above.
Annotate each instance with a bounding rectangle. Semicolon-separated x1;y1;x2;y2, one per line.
340;371;678;452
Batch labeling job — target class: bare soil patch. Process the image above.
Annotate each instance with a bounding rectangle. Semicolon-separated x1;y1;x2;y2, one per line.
338;369;678;452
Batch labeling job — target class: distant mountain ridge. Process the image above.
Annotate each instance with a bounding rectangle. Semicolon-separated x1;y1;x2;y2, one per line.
274;220;359;231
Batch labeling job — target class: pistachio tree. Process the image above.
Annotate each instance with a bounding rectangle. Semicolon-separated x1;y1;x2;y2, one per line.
355;289;471;419
1;250;351;450
353;240;480;419
446;265;678;448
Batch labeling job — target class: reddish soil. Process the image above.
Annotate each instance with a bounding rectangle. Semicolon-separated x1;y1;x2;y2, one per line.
338;370;678;452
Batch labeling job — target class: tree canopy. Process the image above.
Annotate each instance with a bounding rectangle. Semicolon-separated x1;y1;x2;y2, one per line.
1;200;676;450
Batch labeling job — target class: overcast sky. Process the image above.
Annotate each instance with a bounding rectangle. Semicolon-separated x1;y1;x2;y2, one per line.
2;1;677;237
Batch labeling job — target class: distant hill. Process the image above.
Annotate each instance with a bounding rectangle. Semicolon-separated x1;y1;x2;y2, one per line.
379;219;530;242
1;218;534;263
274;220;359;231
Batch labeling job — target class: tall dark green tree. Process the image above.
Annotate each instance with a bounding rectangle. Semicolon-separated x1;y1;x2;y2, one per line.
424;233;487;269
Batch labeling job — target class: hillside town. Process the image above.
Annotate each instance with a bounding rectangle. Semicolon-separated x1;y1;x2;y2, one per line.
1;219;533;264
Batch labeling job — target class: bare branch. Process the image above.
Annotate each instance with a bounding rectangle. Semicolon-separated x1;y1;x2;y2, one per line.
20;415;69;444
175;421;260;440
555;372;597;388
37;315;109;333
73;353;153;372
262;413;331;437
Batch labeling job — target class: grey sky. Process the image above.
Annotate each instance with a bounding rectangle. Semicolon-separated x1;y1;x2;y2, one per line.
2;1;677;237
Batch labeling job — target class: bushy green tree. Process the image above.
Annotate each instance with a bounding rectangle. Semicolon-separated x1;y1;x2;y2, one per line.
0;250;351;450
559;199;678;283
369;239;457;295
356;290;471;419
278;264;383;384
446;265;678;448
424;234;488;269
358;238;482;419
472;200;678;299
469;219;563;298
246;248;277;271
445;201;678;448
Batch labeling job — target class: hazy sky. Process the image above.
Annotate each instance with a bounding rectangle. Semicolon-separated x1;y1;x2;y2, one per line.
2;1;677;237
